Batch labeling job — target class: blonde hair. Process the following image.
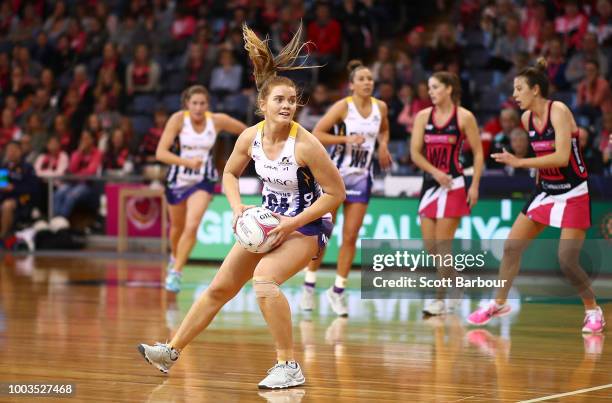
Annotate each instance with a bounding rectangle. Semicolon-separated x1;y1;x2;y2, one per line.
242;23;316;115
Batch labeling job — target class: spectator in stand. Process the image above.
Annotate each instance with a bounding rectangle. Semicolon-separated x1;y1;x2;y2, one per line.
40;68;61;109
126;44;161;96
23;113;48;155
83;18;108;59
338;0;372;60
428;22;463;72
51;34;77;81
22;88;57;132
96;42;125;87
137;108;167;167
404;26;429;69
8;2;41;45
578;127;604;174
533;19;556;57
307;2;342;80
66;18;87;56
103;128;133;174
370;43;393;82
566;33;608;88
31;31;56;70
378;62;398;88
94;68;124;112
521;0;548;54
8;65;34;106
396;51;426;88
398;81;433;134
487;108;520;169
14;46;41;84
85;114;109;153
0;108;22;152
62;87;88;136
376;81;404;140
190;25;219;73
110;14;138;59
297;84;331;132
576;59;612;126
588;0;611;47
492;14;527;71
43;1;69;43
20;134;37;165
505;127;532;176
183;43;210;87
270;6;301;54
70;64;94;114
0;141;38;238
52;114;73;153
93;94;121;135
555;0;588;54
53;130;102;219
209;49;244;112
34;136;69;179
545;36;570;91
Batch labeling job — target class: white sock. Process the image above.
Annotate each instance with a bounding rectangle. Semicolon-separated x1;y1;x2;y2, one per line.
334;275;347;290
304;269;317;285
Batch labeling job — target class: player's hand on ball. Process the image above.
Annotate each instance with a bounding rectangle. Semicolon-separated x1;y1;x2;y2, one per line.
491;148;522;168
232;204;256;230
267;214;299;249
432;169;452;189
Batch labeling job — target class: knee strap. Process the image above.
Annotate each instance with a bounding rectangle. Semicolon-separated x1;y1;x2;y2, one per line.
253;278;280;298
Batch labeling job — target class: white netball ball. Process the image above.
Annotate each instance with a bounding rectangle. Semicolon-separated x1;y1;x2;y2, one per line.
234;207;280;253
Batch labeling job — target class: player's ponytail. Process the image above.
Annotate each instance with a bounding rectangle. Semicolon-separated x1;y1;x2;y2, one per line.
347;59;368;82
243;23;316;115
516;57;550;98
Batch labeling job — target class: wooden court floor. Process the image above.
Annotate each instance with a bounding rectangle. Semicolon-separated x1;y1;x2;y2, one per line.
0;254;610;403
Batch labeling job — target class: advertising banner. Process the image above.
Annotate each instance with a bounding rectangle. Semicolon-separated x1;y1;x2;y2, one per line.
191;195;611;268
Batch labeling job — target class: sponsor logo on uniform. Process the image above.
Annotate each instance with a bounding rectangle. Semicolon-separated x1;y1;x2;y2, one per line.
253;140;261;148
261;176;292;186
529;130;536;137
447;125;456;131
426;124;433;130
264;164;278;171
279;156;292;165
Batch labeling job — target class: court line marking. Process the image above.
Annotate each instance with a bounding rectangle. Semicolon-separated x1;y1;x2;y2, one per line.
519;383;612;402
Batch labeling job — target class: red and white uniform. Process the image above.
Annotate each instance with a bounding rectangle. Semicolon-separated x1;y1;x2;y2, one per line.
418;105;470;219
522;101;590;229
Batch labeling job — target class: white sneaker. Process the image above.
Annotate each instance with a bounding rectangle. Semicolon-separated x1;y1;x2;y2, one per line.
137;342;180;374
326;288;348;317
258;362;305;389
299;285;315;311
423;299;446;316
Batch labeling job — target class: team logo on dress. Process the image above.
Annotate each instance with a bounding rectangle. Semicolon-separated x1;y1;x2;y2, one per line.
447;125;456;131
253;140;261;148
426;124;433;130
279;156;292;165
529;131;536;137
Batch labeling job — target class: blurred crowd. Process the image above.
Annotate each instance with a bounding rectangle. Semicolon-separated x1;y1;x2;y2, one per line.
0;0;610;239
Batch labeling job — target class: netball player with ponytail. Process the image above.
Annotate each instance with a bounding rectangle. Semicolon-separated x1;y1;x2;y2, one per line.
467;59;605;333
411;72;484;316
157;85;247;293
138;24;345;389
299;60;393;316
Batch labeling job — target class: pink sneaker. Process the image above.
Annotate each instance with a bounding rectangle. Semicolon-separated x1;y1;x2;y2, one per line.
467;302;512;325
582;307;606;333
